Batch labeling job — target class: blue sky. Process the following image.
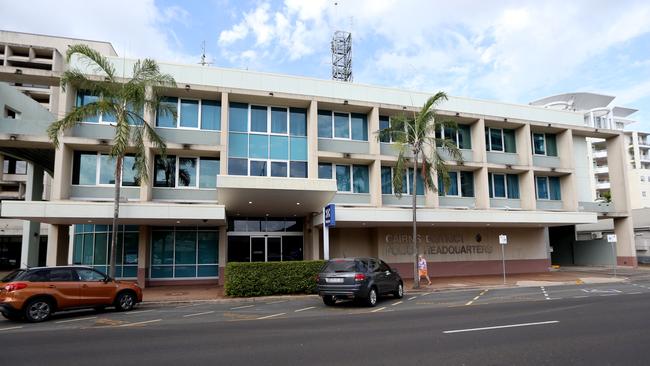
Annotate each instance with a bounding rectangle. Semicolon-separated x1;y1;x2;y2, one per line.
3;0;650;130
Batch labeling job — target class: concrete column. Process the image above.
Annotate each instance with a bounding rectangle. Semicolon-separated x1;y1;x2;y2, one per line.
0;155;4;181
20;163;44;268
560;174;577;211
139;148;154;201
613;216;637;267
368;107;379;155
516;124;532;166
219;92;229;175
557;129;574;169
520;170;536;210
218;226;228;285
558;129;577;211
370;159;382;207
474;167;490;209
137;226;151;287
606;133;632;213
46;224;70;266
307;100;319;178
471;118;487;163
51;144;72;200
631;132;641;169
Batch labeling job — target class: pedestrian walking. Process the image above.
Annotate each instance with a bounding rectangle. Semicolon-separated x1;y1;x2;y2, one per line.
418;255;432;286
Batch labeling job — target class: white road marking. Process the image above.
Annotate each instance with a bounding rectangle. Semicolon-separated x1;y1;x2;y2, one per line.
175;304;200;309
257;313;286;320
629;292;642;295
55;316;97;324
371;307;387;313
443;320;559;334
183;311;215;318
573;296;588;298
465;289;488;306
294;306;315;313
420;292;432;296
231;305;255;310
407;296;417;301
123;309;155;315
541;287;550;300
600;294;618;296
392;301;403;306
0;326;23;331
266;300;288;305
119;319;162;327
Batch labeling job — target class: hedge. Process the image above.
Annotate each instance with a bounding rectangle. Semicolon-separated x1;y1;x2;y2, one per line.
225;260;326;297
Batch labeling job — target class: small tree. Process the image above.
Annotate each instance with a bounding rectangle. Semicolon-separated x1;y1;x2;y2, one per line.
379;92;463;288
48;45;176;278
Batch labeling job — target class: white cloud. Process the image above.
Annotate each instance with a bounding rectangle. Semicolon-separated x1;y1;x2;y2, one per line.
0;0;195;63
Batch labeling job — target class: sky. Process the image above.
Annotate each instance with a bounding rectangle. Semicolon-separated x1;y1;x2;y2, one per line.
2;0;650;130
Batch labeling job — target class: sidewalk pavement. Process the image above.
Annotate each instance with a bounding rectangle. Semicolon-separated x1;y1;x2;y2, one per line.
141;267;632;304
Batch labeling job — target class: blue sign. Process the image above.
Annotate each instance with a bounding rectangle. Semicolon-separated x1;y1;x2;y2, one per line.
324;204;336;227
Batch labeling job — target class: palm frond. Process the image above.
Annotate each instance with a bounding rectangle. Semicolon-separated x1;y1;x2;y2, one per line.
66;44;116;81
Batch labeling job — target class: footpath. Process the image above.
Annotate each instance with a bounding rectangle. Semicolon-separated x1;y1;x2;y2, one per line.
142;266;645;304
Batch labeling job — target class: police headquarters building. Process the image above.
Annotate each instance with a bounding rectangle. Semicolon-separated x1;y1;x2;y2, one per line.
0;32;638;287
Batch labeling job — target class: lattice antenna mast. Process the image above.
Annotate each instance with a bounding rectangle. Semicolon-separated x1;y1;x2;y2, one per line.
331;30;352;82
198;41;213;66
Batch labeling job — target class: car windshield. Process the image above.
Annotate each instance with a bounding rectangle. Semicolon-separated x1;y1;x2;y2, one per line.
323;260;364;273
1;269;26;282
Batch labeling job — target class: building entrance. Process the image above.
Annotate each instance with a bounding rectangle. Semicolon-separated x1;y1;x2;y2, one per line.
227;217;304;263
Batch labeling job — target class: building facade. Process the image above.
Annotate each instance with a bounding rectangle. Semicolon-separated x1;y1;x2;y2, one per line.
0;32;638;287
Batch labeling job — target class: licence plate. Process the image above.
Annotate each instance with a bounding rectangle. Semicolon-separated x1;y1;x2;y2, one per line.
326;278;344;283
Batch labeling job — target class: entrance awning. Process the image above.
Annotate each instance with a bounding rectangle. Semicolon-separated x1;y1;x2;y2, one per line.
1;200;226;226
216;175;337;216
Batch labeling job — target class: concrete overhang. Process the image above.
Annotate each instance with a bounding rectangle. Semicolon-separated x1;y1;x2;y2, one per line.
1;200;226;226
216;175;337;216
314;207;598;228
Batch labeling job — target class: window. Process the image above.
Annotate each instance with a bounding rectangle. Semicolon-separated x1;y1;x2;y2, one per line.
318;163;333;179
379;116;391;143
228;103;307;178
436;125;472;149
485;128;516;153
381;167;424;195
643;191;647;197
72;152;139;186
4;106;20;119
48;268;76;282
3;158;27;175
150;227;219;279
72;224;139;278
321;164;369;193
76;268;106;281
488;173;520;199
438;171;474;197
154;155;219;188
532;133;558;156
317;110;368;141
76;90;144;125
156;97;221;130
536;176;561;200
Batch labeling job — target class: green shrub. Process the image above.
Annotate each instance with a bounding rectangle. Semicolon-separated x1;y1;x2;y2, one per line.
225;260;326;297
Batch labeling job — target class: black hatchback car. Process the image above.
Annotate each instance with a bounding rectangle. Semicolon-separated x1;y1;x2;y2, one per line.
317;258;403;307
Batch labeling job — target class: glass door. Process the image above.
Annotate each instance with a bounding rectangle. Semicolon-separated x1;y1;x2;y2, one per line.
251;237;266;262
267;237;282;262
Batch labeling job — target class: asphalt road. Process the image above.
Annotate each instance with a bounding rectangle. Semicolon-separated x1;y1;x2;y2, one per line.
2;280;650;365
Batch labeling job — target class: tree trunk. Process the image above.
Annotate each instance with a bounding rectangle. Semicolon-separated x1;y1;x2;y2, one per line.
109;155;123;279
412;152;419;289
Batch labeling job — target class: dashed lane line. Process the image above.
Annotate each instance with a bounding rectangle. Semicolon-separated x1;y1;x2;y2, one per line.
55;316;97;324
175;304;201;309
443;320;559;334
183;311;215;318
630;292;643;295
391;301;403;306
119;319;162;327
465;289;488;306
541;287;550;300
294;306;315;313
257;313;286;320
573;296;588;298
0;326;23;332
407;296;417;301
370;307;387;313
123;309;155;316
231;305;255;310
266;300;288;305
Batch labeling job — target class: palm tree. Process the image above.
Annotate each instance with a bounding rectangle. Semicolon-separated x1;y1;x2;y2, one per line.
48;44;176;278
378;92;463;288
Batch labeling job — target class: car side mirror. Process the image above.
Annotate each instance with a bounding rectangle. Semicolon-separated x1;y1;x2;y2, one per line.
103;276;112;283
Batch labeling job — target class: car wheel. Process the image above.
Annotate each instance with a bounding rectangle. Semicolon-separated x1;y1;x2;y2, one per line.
394;282;404;299
322;295;336;306
24;298;53;323
115;292;136;312
366;287;378;307
2;312;22;321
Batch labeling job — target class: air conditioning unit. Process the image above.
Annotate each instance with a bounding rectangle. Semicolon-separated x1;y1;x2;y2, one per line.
591;232;603;239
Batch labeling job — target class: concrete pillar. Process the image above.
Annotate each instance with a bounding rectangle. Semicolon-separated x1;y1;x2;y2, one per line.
307;100;319;178
218;226;228;285
20;163;44;268
516;124;532;166
219;92;229;175
520;170;536;210
46;224;70;266
606;133;631;213
471;118;487;163
613;216;637;267
137;226;151;287
368;107;380;155
0;155;4;181
51;144;72;200
475;167;490;209
140;148;154;201
558;129;577;211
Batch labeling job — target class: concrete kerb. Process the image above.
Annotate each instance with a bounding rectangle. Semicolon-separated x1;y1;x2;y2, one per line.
140;294;320;307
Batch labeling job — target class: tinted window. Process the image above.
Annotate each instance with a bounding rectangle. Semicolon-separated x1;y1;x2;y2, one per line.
48;268;76;282
22;269;49;282
76;268;106;281
379;261;391;272
1;269;26;282
323;260;364;273
369;259;381;272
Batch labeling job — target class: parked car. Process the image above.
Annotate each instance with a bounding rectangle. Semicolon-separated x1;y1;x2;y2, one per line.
317;257;403;307
0;266;143;322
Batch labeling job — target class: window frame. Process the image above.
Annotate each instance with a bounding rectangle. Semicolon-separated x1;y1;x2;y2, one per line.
381;166;424;196
149;227;219;279
322;163;370;193
72;151;140;188
154;155;220;189
489;173;510;199
156;97;222;130
532;132;546;155
535;176;561;201
437;125;472;149
319;110;368;141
